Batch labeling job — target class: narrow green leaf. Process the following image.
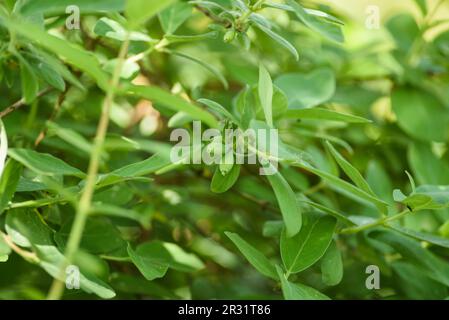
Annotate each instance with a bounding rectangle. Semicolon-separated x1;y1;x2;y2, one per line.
286;0;344;43
372;230;449;287
258;64;273;127
20;0;125;16
0;160;22;215
8;148;85;178
267;171;302;237
225;232;277;280
126;0;177;28
1;17;109;89
326;141;375;196
126;85;218;128
293;162;389;211
281;213;336;274
197;98;240;124
17;54;39;103
0;120;7;179
388;225;449;249
253;23;299;61
111;153;172;178
285;108;370;123
166;50;228;89
300;200;356;226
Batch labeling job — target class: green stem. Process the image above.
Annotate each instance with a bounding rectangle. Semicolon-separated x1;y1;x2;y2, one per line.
46;35;130;300
340;209;410;235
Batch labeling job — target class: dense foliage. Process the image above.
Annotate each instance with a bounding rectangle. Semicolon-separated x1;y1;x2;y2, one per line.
1;0;449;300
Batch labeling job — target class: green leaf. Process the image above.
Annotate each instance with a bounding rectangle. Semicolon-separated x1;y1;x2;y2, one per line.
1;17;109;89
126;85;218;128
392;88;449;142
388;225;449;249
0;234;11;262
372;230;449;287
111;153;172;178
281;213;336;274
159;2;192;34
393;185;449;211
300;200;356;226
8;148;85;178
0;120;7;180
294;162;389;211
275;68;336;109
276;265;330;300
20;0;125;16
17;54;39;103
94;17;152;42
55;217;127;254
0;160;22;215
166;50;228;89
285;108;370;123
6;209;115;298
408;142;449;185
31;57;66;91
267;171;302;237
258;64;273;127
326;141;375;196
197;99;240;124
126;0;177;28
386;14;419;52
225;232;277;280
392;262;447;300
264;2;344;25
286;0;344;43
211;165;240;193
320;241;343;286
252;22;299;61
128;241;204;280
414;0;428;15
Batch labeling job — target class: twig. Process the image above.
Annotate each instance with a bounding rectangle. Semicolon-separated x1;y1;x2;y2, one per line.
0;88;53;119
0;231;39;263
340;209;410;234
34;88;69;147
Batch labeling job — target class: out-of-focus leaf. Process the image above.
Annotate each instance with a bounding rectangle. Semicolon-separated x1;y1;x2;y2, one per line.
392;88;449;142
275;68;335;109
128;241;204;280
286;0;344;43
20;0;125;16
159;2;192;34
258;64;273;127
126;0;177;28
252;22;299;61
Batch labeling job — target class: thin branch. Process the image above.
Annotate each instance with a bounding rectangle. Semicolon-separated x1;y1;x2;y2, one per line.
46;34;131;301
0;88;54;119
